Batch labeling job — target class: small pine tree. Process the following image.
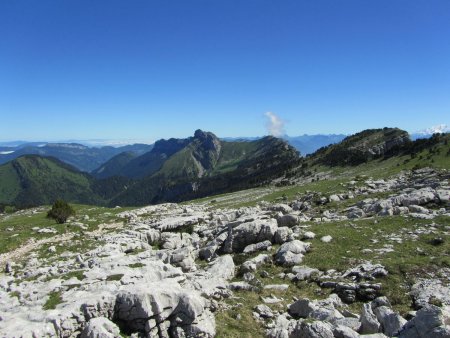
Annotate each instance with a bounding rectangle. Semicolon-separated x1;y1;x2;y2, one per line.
47;199;75;224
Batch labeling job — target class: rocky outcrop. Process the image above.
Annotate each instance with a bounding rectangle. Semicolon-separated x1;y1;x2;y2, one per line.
274;240;310;266
399;304;450;338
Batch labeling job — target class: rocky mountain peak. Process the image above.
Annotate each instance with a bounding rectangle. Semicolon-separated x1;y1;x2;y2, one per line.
193;130;221;151
191;130;222;173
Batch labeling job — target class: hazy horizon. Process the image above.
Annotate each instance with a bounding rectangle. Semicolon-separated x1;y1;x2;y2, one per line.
0;123;448;147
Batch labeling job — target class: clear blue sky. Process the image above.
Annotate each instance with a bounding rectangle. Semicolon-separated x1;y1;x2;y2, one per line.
1;0;449;142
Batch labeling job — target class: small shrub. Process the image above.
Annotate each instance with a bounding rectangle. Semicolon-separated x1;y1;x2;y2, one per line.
128;263;145;269
47;200;75;224
43;291;63;310
106;274;124;281
429;296;443;307
4;206;16;214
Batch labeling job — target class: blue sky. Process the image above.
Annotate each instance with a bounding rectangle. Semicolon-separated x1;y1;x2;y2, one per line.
0;0;449;142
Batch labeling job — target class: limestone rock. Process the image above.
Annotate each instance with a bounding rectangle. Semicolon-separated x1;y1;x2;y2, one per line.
399;304;450;338
374;306;406;337
360;303;381;334
255;304;274;319
274;227;293;244
289;298;317;318
227;219;278;253
206;254;235;280
274;240;310;266
410;279;450;308
240;254;271;273
80;317;121;338
243;240;272;254
333;325;360;338
277;214;298;227
291;321;334;338
321;235;333;243
292;266;320;281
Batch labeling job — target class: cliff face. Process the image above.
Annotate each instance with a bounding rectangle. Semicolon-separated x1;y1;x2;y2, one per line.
316;128;411;166
192;129;222;174
365;129;410;156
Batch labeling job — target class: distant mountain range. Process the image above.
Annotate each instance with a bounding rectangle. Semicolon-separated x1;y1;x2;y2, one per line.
0;134;345;174
0;143;153;172
1;128;446;176
0;130;299;208
411;124;450;140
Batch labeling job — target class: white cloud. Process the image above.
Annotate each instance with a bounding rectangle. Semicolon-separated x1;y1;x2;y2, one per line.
265;112;285;137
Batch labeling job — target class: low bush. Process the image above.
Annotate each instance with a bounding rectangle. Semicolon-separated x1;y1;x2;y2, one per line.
47;199;75;224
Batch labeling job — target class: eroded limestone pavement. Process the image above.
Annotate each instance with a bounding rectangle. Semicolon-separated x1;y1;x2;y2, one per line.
0;168;449;337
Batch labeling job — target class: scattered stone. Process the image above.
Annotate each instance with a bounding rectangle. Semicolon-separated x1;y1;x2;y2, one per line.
264;284;289;291
261;295;283;304
254;304;274;319
240;254;271;273
243;240;272;254
302;231;316;240
292;266;320;281
228;281;255;292
374;306;406;337
321;235;333;243
4;262;13;274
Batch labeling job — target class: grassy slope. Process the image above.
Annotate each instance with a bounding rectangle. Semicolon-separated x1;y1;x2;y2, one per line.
0;204;133;255
0;161;21;203
91;151;137;179
0;156;100;207
158;145;201;179
211;141;259;175
157;140;259;179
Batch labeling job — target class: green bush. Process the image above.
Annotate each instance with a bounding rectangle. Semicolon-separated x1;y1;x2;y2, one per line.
47;199;75;224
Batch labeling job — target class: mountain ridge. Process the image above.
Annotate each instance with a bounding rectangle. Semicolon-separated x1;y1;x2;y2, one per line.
1;128;448;209
0;131;300;208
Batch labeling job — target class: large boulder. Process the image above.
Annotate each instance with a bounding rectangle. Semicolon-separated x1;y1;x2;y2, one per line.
400;187;437;206
291;321;334;338
410;279;450;309
80;317;121;338
206;255;235;280
277;214;298;227
115;284;181;334
374;306;406;337
114;283;213;337
360;303;381;334
399;304;450;338
289;298;317;318
167;247;196;272
274;227;293;244
274;240;310;266
266;313;296;338
226;219;278;253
